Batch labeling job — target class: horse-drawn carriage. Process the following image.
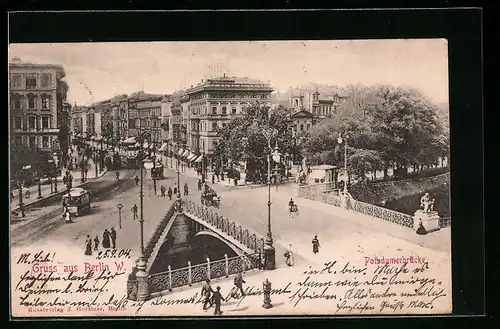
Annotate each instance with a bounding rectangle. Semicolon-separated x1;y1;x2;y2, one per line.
200;187;221;208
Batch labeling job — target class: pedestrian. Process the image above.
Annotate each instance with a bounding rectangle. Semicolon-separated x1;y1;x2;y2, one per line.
135;175;139;186
84;167;88;179
216;172;220;182
110;227;117;249
115;171;120;180
212;286;225;316
201;279;214;311
197;179;202;191
212;174;215;184
173;186;178;196
93;235;99;251
102;229;111;249
312;235;320;254
131;204;138;219
84;235;92;256
161;185;166;197
167;187;173;200
184;183;189;196
64;209;72;223
285;244;294;266
233;271;246;297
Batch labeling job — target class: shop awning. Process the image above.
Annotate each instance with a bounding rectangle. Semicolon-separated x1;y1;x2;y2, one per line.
187;153;196;161
159;143;168;152
195;155;203;163
123;136;136;144
181;150;190;158
177;149;185;156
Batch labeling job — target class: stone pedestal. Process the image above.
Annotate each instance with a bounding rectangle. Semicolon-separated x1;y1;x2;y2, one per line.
413;210;440;233
135;258;150;301
263;244;276;271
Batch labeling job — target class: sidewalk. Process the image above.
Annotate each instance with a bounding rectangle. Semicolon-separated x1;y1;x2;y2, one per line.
10;158;102;208
282;188;451;254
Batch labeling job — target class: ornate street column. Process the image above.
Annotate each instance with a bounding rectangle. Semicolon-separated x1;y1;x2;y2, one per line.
135;257;150;301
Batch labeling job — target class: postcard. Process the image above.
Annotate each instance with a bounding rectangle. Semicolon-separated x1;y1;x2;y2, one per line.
9;39;451;317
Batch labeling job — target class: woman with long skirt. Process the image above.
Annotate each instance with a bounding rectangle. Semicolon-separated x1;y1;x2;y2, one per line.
84;235;92;255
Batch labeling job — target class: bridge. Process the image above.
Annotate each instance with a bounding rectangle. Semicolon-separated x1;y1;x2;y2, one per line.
127;199;268;301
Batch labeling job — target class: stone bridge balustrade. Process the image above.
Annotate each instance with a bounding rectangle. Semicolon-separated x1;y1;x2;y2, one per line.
127;199;267;301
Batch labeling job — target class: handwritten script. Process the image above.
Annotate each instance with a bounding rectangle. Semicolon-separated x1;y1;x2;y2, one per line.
12;250;450;316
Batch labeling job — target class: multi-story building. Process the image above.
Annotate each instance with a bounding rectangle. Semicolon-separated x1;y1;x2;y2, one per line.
127;91;163;141
110;95;129;141
185;76;274;166
275;83;347;133
71;106;88;135
9;57;69;153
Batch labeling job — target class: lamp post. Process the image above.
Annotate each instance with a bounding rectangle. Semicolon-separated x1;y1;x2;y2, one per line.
17;169;25;218
36;159;43;199
152;143;157;195
337;133;348;193
262;128;278;271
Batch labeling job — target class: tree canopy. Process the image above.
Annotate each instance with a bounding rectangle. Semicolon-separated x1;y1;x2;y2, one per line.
304;84;449;180
214;103;299;167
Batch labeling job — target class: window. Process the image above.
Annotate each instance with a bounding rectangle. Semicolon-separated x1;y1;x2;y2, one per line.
11;75;22;88
212;107;217;115
222;123;226;128
14;136;22;145
13;96;21;110
128;119;135;129
28;116;36;129
42;116;49;129
28;96;36;109
212;122;218;131
41;96;49;109
222;107;227;115
306;124;311;130
300;124;304;131
41;74;50;88
42;136;49;148
232;108;237;114
14;116;22;129
212;141;218;148
28;136;36;148
26;76;37;89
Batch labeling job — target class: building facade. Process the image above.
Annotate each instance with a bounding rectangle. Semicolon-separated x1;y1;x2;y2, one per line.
9;57;69;152
275;83;347;125
185;76;274;164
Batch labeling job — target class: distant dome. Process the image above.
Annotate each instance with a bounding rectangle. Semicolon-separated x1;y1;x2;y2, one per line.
10;57;22;63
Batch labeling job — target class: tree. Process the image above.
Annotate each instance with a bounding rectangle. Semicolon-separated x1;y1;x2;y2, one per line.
215;103;298;176
303;84;450;181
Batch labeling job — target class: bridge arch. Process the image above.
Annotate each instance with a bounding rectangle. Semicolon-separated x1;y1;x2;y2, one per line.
193;230;245;257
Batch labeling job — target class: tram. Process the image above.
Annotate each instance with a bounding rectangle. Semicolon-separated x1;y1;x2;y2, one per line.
62;187;91;216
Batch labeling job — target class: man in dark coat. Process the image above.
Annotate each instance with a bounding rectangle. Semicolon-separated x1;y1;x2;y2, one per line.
233;271;246;296
312;235;320;254
184;183;189;196
197;179;202;191
131;204;138;219
110;227;117;249
160;185;166;197
167;187;173;200
212;286;225;316
201;279;214;311
135;175;140;186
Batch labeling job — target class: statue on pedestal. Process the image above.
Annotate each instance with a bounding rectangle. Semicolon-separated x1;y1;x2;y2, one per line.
420;192;431;213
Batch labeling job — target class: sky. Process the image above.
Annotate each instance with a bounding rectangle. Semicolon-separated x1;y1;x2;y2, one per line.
8;40;449;106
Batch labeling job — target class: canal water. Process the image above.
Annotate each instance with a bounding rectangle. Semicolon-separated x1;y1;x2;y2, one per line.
149;235;237;274
384;184;450;218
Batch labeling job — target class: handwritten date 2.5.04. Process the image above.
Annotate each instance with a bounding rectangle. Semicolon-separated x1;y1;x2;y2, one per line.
95;249;131;260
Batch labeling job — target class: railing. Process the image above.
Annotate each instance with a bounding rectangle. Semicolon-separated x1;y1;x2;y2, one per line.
439;216;451;228
298;183;343;207
183;200;266;253
142;202;178;264
148;253;262;294
347;195;414;228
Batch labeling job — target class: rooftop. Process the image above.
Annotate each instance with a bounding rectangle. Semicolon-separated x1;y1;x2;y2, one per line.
9;57;66;77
